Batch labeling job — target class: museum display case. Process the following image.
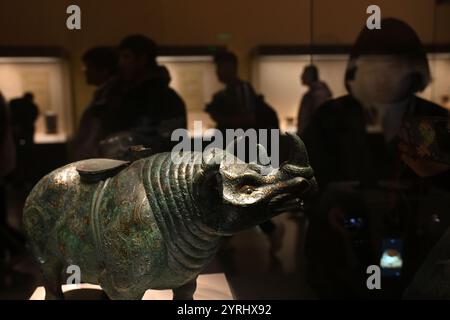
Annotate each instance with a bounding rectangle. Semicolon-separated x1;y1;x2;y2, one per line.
251;46;450;132
0;50;74;144
157;54;224;136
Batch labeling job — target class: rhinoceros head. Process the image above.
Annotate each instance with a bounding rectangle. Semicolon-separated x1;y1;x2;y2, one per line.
193;133;317;235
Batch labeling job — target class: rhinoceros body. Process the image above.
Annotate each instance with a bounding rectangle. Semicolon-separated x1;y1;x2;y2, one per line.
24;152;221;299
23;134;316;299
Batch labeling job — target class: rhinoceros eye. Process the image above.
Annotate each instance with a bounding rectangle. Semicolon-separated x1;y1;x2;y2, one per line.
240;185;256;194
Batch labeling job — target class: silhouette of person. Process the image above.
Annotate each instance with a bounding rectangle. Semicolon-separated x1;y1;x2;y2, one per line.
9;92;39;146
206;51;278;134
74;46;118;160
0;91;22;265
304;18;450;299
206;51;256;133
297;65;332;136
8;92;39;186
441;95;450;111
0;92;15;222
157;65;171;87
206;51;283;253
99;35;187;158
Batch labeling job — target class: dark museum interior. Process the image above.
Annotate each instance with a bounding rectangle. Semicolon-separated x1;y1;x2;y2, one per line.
1;0;450;300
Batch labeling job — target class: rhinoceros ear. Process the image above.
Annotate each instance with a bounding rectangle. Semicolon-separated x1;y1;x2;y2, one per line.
193;162;223;208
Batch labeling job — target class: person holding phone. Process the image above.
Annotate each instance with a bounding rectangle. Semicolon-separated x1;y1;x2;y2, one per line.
304;18;450;299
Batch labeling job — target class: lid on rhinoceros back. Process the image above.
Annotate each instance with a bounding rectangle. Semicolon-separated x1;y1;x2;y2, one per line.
76;159;130;183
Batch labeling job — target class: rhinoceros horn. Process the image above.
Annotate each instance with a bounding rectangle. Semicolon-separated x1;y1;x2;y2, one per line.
280;132;315;181
286;132;309;167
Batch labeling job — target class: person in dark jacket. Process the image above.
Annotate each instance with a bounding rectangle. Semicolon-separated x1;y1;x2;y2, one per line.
297;65;332;136
0;92;15;232
98;35;187;158
9;92;39;146
74;46;118;160
8;92;39;186
0;91;25;268
206;51;284;253
304;18;450;299
206;51;279;134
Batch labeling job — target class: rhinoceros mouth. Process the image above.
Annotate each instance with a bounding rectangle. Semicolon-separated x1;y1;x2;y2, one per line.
268;193;305;213
263;132;315;214
266;176;311;213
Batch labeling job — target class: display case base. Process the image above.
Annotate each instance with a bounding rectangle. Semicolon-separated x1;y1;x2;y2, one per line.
29;273;234;300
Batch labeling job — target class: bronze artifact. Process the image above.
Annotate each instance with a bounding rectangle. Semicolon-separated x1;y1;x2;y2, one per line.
23;133;316;300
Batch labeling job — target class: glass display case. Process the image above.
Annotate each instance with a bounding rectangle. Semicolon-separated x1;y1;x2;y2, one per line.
0;54;73;144
1;0;450;302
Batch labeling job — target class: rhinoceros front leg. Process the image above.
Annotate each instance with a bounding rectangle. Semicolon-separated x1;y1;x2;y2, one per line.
99;270;146;300
41;258;65;300
173;278;197;300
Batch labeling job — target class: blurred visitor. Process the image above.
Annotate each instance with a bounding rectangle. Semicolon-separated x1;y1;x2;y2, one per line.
206;51;283;253
99;34;187;158
206;51;278;134
0;93;16;227
297;65;332;136
304;18;450;299
9;93;39;186
441;95;450;111
9;93;38;146
74;46;118;160
0;91;22;267
157;65;171;87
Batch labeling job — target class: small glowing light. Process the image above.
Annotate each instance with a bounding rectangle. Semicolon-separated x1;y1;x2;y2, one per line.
380;249;403;269
432;214;441;223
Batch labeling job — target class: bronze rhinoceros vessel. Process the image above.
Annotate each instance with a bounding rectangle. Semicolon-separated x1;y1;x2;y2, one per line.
23;133;316;299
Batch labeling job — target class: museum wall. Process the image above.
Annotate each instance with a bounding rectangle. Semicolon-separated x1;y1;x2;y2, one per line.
0;0;449;131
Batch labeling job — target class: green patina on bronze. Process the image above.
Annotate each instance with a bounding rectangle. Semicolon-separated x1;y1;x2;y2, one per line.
23;133;317;300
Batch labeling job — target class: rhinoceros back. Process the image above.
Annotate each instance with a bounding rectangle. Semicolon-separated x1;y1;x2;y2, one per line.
23;153;222;290
23;158;163;287
23;162;99;267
